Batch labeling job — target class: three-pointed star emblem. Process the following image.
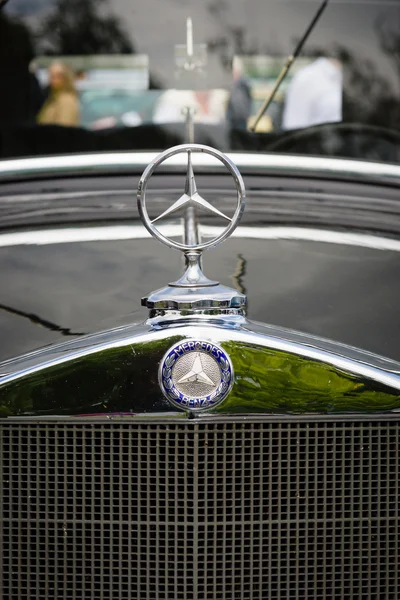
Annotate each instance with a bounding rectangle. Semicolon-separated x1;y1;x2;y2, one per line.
151;151;231;224
176;353;215;386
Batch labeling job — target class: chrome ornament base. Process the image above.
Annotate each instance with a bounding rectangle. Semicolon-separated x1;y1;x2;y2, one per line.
142;283;247;313
169;251;218;288
142;249;248;312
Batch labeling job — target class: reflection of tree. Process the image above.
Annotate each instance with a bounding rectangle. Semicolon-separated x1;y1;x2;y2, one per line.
375;17;400;131
206;0;260;71
38;0;134;55
0;11;34;66
207;26;258;71
338;47;395;126
377;16;400;80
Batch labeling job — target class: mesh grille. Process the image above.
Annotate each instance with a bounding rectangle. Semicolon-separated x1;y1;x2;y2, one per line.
0;418;399;599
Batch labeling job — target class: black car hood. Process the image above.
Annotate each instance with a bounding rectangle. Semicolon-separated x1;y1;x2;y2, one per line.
1;225;399;363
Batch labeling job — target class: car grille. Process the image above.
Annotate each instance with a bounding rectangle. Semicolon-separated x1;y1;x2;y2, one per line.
0;417;399;600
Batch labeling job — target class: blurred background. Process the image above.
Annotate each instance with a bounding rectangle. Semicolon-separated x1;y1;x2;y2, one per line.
0;0;399;159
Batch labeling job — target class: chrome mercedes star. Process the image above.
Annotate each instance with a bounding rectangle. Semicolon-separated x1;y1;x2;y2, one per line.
176;352;215;386
137;143;246;255
152;151;231;224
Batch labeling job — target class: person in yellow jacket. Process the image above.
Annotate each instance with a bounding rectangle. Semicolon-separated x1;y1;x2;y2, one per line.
37;61;79;127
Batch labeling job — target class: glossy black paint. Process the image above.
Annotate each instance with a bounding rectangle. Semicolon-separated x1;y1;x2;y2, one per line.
0;229;400;361
1;168;400;363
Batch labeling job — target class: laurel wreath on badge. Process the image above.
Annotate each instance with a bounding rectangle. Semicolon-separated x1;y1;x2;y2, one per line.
163;353;180;400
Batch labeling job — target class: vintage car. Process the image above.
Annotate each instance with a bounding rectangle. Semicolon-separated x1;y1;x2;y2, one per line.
1;0;400;599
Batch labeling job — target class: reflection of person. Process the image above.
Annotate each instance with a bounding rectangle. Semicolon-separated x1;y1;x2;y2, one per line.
282;57;342;131
37;62;80;127
226;59;252;130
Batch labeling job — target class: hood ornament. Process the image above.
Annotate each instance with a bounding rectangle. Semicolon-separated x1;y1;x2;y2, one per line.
138;143;247;314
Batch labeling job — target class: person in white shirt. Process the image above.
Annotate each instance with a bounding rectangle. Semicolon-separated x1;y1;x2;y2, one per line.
282;57;343;131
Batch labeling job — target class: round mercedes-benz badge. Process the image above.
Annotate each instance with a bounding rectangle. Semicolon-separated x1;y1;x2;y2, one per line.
159;340;234;410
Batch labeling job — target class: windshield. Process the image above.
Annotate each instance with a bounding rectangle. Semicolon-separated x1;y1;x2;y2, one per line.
1;0;399;163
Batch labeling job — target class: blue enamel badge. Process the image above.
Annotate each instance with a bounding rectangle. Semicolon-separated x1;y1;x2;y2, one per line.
159;340;234;410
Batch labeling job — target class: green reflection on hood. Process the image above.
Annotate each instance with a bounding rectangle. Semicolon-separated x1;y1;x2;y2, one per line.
0;335;399;417
212;341;400;414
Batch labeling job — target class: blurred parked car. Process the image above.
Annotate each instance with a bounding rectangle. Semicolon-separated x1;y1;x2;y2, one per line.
80;88;163;129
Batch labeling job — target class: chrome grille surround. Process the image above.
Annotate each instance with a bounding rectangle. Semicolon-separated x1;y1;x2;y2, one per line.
1;415;399;600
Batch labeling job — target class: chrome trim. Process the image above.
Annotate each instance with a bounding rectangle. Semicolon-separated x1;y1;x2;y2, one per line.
1;224;400;252
1;152;400;184
3;413;400;424
1;319;400;393
142;283;247;312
